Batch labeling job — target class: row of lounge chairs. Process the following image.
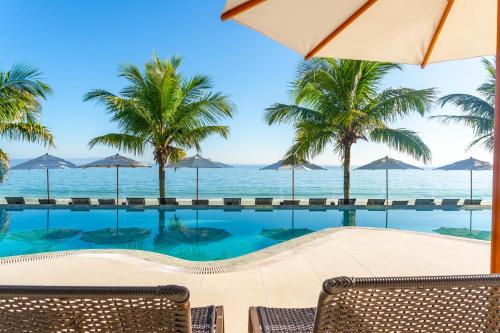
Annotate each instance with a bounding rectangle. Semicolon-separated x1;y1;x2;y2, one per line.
0;274;498;332
4;196;484;206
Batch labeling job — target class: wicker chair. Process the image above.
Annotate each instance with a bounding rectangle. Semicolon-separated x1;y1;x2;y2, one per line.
249;274;500;333
0;285;224;333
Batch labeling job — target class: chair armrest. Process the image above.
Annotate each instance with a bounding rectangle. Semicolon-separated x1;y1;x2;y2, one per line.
215;305;224;333
248;307;263;333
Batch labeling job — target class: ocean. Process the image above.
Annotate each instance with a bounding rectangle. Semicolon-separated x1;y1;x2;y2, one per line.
2;160;492;200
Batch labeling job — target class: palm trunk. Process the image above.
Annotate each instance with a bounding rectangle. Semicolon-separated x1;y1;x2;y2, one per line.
159;163;166;199
342;143;352;201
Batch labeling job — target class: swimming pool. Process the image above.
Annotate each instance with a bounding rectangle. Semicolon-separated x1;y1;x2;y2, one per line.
0;208;492;261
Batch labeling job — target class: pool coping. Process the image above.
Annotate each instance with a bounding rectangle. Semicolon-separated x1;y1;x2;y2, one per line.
0;227;490;275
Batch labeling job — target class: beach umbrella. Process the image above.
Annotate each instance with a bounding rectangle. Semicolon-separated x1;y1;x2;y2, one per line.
260;159;325;201
169;154;231;200
435;157;492;201
356;156;422;205
80;154;150;204
10;153;77;201
219;0;500;272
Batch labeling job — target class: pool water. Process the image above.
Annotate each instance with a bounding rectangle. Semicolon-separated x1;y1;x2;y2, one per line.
0;208;492;261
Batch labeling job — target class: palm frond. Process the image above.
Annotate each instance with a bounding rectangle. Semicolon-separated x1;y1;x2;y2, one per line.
370;127;431;163
88;133;146;155
0;123;54;146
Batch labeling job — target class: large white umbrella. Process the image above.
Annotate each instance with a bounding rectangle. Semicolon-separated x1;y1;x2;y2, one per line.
80;154;150;204
10;153;77;202
260;159;325;202
356;156;422;205
220;0;500;273
169;154;232;200
435;157;492;201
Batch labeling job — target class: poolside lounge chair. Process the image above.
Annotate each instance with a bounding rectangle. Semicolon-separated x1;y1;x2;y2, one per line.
70;197;91;205
5;197;25;205
38;198;56;204
98;198;116;205
159;197;179;205
223;198;241;206
415;198;435;206
249;274;500;333
392;200;409;206
308;198;326;205
464;199;482;205
441;198;461;206
0;285;224;333
280;200;299;206
337;198;356;205
126;197;145;205
367;198;385;205
255;198;273;205
193;199;209;205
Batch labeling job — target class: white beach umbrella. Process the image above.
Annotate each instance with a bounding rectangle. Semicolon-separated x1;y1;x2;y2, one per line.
220;0;500;273
169;154;232;200
435;157;492;201
80;154;150;203
10;153;77;201
356;156;422;205
261;159;326;201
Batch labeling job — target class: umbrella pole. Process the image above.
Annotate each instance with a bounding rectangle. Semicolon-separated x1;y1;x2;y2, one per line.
292;169;295;202
196;167;199;201
492;3;500;273
385;168;388;205
46;168;50;201
470;169;473;201
116;166;119;205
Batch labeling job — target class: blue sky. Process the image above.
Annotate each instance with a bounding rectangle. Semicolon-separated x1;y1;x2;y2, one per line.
0;0;492;166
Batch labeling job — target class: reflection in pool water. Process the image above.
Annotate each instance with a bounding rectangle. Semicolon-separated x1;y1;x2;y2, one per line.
0;208;492;261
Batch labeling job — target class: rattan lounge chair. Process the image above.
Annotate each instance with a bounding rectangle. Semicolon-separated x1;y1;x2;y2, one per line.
337;198;356;205
98;198;116;205
464;199;482;205
415;198;435;206
193;199;209;205
280;200;299;206
70;197;91;205
249;274;500;333
255;198;273;205
392;200;409;206
308;198;326;205
38;198;56;204
0;285;224;333
5;197;25;205
441;198;461;206
224;198;242;205
159;197;179;205
367;198;385;205
126;197;146;205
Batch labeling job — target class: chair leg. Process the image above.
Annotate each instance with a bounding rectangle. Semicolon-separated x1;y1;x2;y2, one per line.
214;305;224;333
248;307;262;333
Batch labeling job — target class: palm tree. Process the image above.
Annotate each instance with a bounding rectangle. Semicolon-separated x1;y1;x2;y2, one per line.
432;58;494;151
84;55;234;198
0;64;54;181
265;59;435;200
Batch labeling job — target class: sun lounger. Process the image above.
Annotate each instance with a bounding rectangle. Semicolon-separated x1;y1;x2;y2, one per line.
280;200;299;206
159;197;179;205
193;199;209;205
441;198;460;206
126;197;145;205
98;198;116;205
337;198;356;205
392;200;409;206
367;198;385;205
38;199;56;204
308;198;326;205
415;198;435;206
5;197;25;205
70;197;91;205
255;198;273;205
464;199;482;205
0;285;224;333
223;198;241;205
249;274;500;333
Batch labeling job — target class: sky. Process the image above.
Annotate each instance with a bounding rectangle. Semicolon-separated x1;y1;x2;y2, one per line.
0;0;493;167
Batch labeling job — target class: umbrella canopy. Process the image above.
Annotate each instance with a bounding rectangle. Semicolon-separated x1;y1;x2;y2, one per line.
356;156;422;204
169;154;232;200
81;154;150;203
261;159;325;201
435;157;492;200
220;0;500;273
10;154;77;201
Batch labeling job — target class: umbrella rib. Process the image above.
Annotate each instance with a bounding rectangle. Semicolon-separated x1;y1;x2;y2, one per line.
221;0;267;21
421;0;455;68
305;0;378;60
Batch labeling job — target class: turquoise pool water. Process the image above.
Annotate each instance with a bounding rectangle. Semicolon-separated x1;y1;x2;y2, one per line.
0;208;492;261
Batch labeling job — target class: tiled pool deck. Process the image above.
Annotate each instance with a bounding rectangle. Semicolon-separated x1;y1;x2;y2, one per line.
0;227;490;332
